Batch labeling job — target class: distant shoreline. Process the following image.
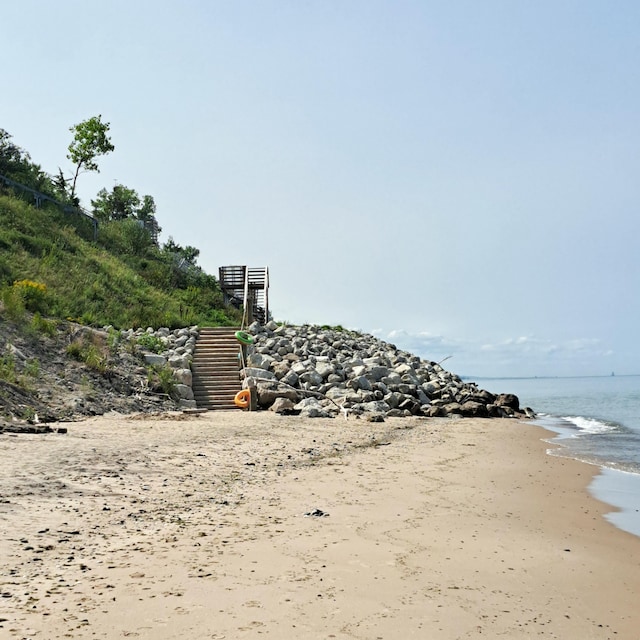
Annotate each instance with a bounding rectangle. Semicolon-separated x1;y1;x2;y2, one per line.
467;373;640;380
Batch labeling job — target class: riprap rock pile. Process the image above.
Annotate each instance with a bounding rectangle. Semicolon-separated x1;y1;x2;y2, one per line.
242;321;529;420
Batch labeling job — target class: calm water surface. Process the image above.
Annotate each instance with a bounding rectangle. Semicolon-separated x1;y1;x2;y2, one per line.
471;375;640;537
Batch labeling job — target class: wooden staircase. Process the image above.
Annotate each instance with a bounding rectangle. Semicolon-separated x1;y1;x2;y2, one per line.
191;327;242;410
218;265;269;324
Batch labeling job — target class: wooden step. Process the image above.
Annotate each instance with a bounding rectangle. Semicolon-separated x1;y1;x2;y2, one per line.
191;326;244;410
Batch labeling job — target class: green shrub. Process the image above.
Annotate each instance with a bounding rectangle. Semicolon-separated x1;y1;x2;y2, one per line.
66;340;84;360
1;284;26;322
0;352;39;388
0;353;18;384
66;333;111;376
320;324;346;332
13;279;48;314
31;312;57;337
136;333;165;353
106;327;121;353
206;308;240;326
24;358;40;378
147;364;176;398
19;405;37;421
83;344;109;374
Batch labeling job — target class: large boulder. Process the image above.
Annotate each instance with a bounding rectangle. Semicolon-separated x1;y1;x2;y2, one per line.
460;401;488;417
295;397;332;418
173;384;194;401
299;370;324;387
496;393;520;411
367;366;391;382
241;367;276;381
357;400;391;414
270;397;297;414
315;361;335;379
256;381;299;408
247;352;275;370
168;354;191;369
173;368;192;386
280;369;299;387
143;353;166;366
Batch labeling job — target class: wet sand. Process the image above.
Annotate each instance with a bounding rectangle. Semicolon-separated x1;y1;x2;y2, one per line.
1;412;639;639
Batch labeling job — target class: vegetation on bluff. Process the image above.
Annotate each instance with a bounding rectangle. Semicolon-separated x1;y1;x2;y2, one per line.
0;122;241;330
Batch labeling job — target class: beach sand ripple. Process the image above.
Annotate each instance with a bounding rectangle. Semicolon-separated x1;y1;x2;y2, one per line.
1;412;639;639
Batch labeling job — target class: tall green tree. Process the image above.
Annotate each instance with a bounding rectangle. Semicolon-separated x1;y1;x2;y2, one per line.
138;194;156;220
0;128;25;175
0;128;62;200
67;115;114;201
91;184;156;222
1;128;40;185
163;237;200;265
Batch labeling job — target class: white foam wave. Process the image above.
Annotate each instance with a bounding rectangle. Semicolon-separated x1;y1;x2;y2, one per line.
561;415;617;434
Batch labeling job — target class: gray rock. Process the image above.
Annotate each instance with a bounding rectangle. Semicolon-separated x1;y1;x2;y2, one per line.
272;360;292;379
291;361;308;375
496;393;520;411
241;367;276;381
422;381;441;398
443;402;462;415
174;384;194;400
367;366;390;382
174;335;188;348
394;363;414;376
325;386;349;402
384;391;404;409
173;368;192;386
248;321;263;334
5;343;27;360
398;398;421;415
300;370;323;387
315;361;335;379
357;400;391;413
247;352;275;370
143;353;166;366
294;397;323;410
168;354;190;369
280;369;299;387
350;375;372;392
256;381;298;407
270;397;296;413
381;372;402;386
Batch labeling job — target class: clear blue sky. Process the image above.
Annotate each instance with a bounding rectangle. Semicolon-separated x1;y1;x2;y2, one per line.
2;1;639;377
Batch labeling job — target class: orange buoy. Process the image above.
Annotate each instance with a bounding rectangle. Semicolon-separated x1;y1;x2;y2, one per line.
234;388;251;409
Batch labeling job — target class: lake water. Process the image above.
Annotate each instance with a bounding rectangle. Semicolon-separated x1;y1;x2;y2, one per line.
471;375;640;538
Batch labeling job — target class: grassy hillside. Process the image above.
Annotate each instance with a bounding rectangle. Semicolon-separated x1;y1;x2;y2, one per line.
0;192;241;329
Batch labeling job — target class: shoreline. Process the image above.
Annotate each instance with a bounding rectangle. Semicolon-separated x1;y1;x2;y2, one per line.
533;417;640;539
1;412;640;638
588;467;640;537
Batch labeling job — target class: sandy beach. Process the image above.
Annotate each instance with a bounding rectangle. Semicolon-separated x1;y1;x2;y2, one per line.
1;412;639;639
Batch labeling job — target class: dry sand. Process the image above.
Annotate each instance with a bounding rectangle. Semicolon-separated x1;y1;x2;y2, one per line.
1;412;639;640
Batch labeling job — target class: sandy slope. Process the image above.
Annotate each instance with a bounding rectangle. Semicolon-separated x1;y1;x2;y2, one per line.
1;412;639;639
